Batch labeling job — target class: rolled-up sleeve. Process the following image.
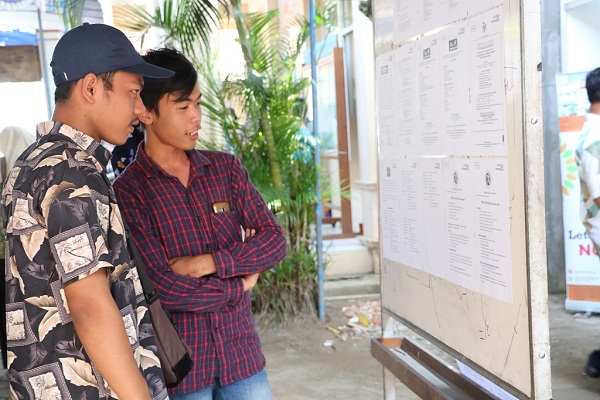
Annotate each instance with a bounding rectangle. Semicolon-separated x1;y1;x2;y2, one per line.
212;156;287;279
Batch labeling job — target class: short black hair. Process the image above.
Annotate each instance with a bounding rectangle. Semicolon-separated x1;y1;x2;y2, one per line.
586;67;600;104
140;48;198;117
54;71;116;103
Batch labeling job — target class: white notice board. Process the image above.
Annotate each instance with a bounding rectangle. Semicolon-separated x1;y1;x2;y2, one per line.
372;0;551;398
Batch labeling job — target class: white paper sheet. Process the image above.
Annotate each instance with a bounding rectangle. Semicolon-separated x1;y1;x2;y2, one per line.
421;0;439;34
399;158;425;269
379;159;403;263
376;52;399;158
440;0;468;26
393;0;421;43
457;360;518;400
440;21;470;155
416;35;442;155
473;158;512;303
443;158;477;288
419;157;447;275
468;8;506;155
394;44;418;155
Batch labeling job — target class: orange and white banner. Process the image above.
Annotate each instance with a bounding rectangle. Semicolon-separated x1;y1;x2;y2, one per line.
558;71;600;311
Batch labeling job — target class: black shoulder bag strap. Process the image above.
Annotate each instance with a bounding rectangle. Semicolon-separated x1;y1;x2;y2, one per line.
102;171;193;387
121;219;160;305
96;169;160;306
1;152;7;369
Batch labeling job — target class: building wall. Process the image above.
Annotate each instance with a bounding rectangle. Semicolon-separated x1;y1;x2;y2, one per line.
544;0;565;293
561;0;600;73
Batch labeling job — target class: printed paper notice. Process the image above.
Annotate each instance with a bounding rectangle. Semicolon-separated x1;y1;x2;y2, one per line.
443;158;477;289
469;9;506;156
440;21;470;155
393;0;421;43
421;0;440;34
399;158;425;270
380;159;403;264
439;0;468;27
473;158;512;303
376;52;399;158
417;35;442;154
419;158;447;275
394;44;418;155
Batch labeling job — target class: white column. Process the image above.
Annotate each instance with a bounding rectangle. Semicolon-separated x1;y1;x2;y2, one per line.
352;3;379;271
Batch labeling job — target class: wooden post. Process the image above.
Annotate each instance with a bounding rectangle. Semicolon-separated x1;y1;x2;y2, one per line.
333;47;353;236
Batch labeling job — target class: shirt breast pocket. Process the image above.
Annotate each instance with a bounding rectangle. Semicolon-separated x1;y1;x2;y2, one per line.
209;209;242;249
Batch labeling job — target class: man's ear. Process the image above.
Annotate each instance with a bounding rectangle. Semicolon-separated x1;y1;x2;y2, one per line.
80;73;100;103
139;109;154;125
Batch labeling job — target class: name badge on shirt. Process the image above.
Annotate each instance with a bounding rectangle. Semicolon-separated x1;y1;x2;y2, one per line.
212;202;230;213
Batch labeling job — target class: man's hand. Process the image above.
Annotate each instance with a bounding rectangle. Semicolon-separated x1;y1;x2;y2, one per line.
244;228;256;241
170;254;217;278
170;228;256;278
242;273;259;292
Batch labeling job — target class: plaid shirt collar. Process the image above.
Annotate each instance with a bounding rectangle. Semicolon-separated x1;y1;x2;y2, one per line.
134;142;213;178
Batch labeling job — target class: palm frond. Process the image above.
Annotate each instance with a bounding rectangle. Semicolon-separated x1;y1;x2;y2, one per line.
197;5;340;319
113;4;154;32
114;0;220;57
53;0;86;30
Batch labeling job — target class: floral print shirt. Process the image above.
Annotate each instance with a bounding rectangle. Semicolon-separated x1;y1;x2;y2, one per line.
576;113;600;250
1;121;168;400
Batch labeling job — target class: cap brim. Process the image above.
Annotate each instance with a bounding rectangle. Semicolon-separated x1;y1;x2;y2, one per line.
120;62;175;82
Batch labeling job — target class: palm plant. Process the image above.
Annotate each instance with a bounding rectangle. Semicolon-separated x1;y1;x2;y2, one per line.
113;0;222;57
200;8;321;319
52;0;85;30
116;0;337;320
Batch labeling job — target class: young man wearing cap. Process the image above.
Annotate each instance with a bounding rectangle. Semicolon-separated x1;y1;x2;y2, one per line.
2;23;174;400
113;48;287;399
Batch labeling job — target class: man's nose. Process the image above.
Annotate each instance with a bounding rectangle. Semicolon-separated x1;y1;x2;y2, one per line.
134;94;146;115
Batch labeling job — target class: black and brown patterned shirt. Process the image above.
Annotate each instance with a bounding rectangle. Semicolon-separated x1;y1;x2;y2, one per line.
1;121;168;400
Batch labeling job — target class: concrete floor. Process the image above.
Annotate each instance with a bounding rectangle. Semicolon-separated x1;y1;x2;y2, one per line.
548;293;600;400
321;278;600;399
0;291;599;399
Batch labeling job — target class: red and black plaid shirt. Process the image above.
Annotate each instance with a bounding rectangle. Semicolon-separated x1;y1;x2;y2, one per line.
113;145;286;394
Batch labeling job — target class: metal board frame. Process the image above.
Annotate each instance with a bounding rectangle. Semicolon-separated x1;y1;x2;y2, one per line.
371;0;551;398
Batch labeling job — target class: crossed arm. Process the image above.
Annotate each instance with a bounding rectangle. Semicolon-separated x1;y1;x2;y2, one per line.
113;156;287;312
169;228;259;291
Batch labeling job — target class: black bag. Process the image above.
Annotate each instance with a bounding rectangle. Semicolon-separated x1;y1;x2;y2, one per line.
125;223;194;388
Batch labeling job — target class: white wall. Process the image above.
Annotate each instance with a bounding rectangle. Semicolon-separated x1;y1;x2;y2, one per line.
562;0;600;72
351;1;379;241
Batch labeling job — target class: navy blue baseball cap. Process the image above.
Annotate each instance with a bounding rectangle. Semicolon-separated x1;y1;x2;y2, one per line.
51;23;174;86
